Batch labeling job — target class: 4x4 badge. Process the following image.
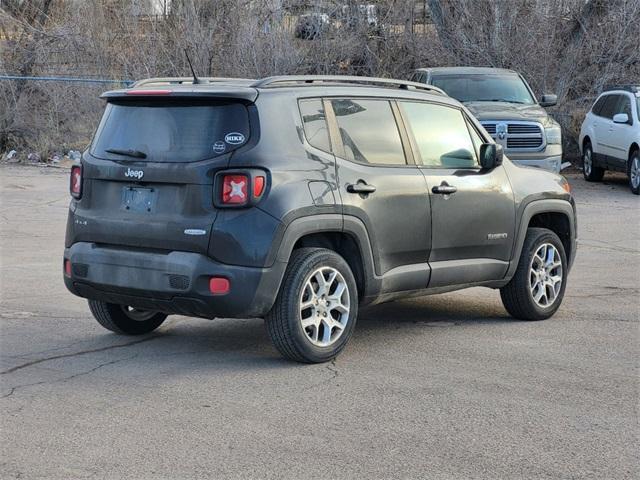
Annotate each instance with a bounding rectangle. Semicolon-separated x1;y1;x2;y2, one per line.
225;132;245;145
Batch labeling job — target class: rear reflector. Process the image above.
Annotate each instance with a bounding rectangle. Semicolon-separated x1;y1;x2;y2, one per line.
125;89;172;96
209;277;230;295
222;174;248;205
253;176;265;198
64;260;72;277
70;165;82;198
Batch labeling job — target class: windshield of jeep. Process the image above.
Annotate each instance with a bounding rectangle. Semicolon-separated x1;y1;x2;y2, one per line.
431;74;536;105
91;99;250;163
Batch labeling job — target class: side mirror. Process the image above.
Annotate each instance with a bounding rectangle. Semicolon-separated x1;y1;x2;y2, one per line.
479;143;503;170
539;94;557;107
613;113;630;124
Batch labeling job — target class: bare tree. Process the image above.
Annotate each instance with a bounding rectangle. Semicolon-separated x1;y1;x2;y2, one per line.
0;0;637;160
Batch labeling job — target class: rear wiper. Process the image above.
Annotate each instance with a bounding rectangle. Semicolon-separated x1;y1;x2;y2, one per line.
105;148;147;159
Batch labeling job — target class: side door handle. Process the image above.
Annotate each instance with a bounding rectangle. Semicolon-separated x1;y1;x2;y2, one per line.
432;182;457;195
347;181;376;195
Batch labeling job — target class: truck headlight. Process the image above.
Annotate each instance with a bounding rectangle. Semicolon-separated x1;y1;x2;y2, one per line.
545;126;562;145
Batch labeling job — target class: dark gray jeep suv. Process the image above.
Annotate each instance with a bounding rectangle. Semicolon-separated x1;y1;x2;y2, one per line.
64;75;577;363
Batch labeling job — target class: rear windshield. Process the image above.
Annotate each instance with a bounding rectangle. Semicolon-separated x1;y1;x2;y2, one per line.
431;74;536;105
91;99;250;163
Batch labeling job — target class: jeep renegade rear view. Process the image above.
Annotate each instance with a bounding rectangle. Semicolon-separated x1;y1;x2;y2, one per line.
64;75;577;363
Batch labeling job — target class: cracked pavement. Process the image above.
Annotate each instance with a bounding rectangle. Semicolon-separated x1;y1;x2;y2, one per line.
0;165;638;479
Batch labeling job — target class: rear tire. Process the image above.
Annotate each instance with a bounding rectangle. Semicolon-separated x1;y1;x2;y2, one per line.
88;300;167;335
500;228;568;321
582;142;604;182
628;149;639;195
266;248;358;363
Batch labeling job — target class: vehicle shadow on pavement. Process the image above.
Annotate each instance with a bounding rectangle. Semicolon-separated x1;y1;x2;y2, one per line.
153;293;512;361
0;293;513;388
358;294;511;327
105;294;512;364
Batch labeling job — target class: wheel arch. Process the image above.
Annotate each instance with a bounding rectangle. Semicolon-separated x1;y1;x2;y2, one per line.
290;232;366;298
528;212;572;264
504;200;577;283
629;143;639;159
274;214;378;299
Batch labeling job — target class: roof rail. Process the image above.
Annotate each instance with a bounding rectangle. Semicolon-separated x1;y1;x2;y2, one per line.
603;84;639;94
132;77;255;87
251;75;446;95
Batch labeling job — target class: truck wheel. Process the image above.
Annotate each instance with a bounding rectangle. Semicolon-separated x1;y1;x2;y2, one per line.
582;142;604;182
88;300;167;335
628;149;639;195
266;248;358;363
500;228;568;321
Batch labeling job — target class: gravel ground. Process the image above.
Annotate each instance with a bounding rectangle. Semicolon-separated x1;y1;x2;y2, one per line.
0;165;638;480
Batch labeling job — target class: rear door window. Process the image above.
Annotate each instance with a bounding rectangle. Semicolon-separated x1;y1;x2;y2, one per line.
92;99;250;163
299;99;331;153
400;101;477;168
331;99;406;165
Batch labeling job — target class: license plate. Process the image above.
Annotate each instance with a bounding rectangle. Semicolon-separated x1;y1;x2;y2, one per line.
122;187;157;213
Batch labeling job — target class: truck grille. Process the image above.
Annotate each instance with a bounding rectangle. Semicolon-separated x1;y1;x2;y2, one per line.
483;123;497;135
507;137;544;148
507;124;540;134
481;121;545;152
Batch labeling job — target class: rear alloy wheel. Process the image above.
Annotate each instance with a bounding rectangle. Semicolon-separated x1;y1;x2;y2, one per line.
500;228;568;321
266;248;358;363
299;266;351;347
88;300;167;335
582;142;604;182
628;150;640;195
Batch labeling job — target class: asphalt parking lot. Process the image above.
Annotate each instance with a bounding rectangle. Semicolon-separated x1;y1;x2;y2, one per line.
1;165;638;479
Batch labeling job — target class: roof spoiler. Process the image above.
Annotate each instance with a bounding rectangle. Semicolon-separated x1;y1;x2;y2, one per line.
101;84;258;103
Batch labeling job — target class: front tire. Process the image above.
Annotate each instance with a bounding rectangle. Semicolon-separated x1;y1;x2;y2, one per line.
500;228;568;321
582;142;604;182
266;248;358;363
88;300;167;335
628;150;639;195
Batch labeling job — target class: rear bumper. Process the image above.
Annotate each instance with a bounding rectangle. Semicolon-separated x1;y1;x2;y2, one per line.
63;242;286;318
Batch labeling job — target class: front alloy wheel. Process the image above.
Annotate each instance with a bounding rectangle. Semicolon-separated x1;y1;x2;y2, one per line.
629;151;640;195
528;243;563;308
500;228;568;320
583;143;604;182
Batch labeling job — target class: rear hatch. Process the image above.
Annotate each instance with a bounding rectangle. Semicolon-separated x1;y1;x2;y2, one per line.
75;88;257;254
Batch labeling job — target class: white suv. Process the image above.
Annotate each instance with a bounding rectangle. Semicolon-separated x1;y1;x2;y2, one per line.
579;85;640;194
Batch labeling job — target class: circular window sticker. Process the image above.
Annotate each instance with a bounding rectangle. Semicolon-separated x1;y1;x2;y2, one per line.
213;141;226;154
225;132;246;145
